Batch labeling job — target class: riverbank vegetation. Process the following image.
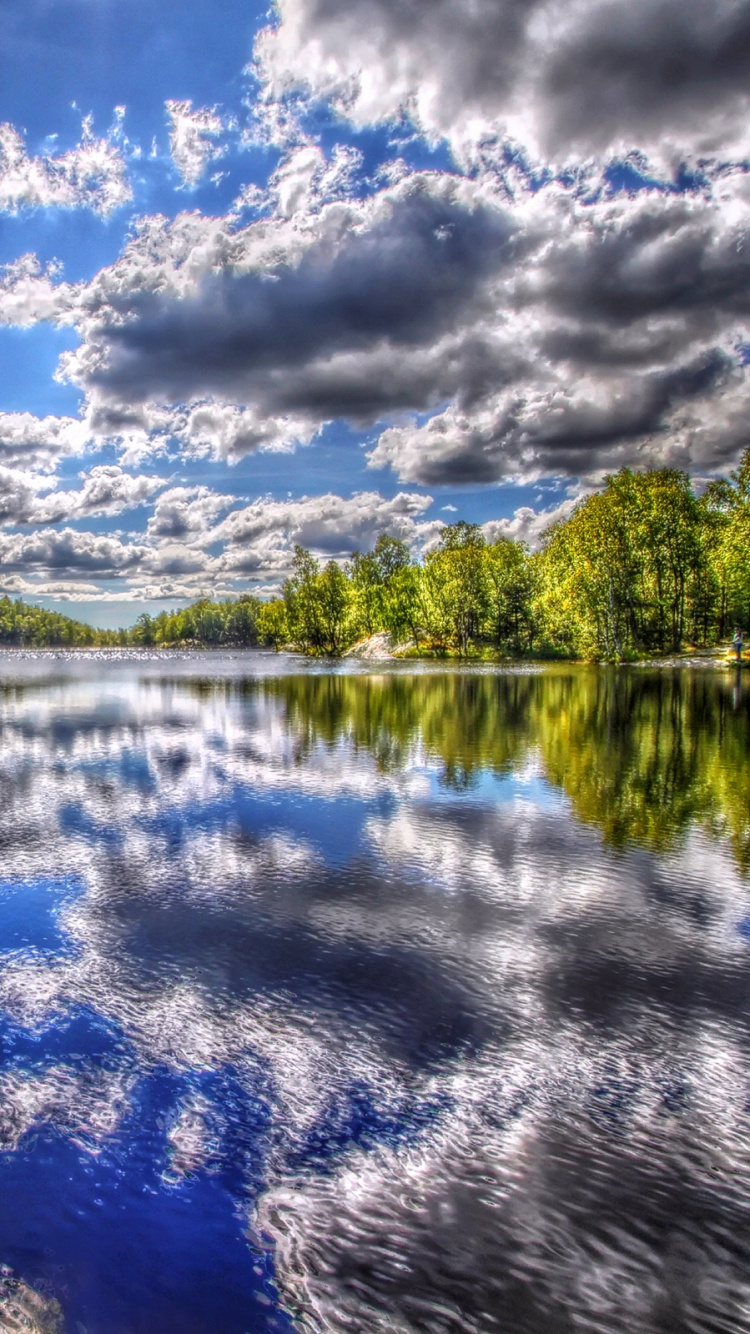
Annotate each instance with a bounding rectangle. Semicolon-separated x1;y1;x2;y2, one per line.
3;455;750;658
259;457;750;660
128;596;261;647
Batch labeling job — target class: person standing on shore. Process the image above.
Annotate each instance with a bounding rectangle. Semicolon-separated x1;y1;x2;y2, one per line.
733;627;744;662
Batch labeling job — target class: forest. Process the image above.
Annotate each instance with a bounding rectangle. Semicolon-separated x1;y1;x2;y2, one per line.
2;453;750;658
254;454;750;660
0;598;116;648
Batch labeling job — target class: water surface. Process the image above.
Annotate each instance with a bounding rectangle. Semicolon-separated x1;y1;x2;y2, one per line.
0;652;747;1333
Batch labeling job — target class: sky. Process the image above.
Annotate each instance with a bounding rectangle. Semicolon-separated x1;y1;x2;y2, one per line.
0;0;749;625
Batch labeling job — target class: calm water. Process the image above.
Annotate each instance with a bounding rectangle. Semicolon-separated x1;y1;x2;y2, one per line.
0;652;748;1333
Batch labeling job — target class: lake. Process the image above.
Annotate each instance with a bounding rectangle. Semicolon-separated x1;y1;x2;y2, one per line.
0;651;747;1334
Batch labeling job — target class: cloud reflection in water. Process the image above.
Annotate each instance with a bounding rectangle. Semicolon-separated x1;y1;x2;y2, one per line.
0;656;745;1332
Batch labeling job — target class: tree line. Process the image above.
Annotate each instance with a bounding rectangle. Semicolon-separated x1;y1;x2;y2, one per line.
0;595;262;649
258;526;534;656
0;597;111;647
2;454;750;657
257;454;750;659
127;596;260;647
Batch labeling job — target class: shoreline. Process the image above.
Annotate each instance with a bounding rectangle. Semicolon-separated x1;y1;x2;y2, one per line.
0;643;743;670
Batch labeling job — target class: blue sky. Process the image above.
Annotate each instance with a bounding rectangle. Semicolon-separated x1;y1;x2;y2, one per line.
0;0;748;625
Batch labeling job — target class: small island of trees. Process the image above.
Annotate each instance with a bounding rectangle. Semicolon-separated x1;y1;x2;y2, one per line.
3;456;750;660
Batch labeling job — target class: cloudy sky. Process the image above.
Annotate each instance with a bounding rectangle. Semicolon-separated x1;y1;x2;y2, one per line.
0;0;749;623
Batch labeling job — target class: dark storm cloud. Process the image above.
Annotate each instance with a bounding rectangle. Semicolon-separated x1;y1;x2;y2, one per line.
543;0;750;156
533;194;750;327
369;350;740;485
89;186;515;413
54;171;750;487
258;0;750;163
363;182;750;483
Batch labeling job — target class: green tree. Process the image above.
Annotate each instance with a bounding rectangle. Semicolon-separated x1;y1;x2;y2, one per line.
347;551;382;637
283;548;351;653
381;562;425;643
484;538;535;651
707;450;750;635
257;599;289;649
423;522;490;654
373;534;411;582
345;534;417;644
536;468;707;658
132;612;157;646
284;546;325;651
316;560;350;654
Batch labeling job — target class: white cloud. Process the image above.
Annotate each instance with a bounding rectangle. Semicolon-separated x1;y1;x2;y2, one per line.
213;489;435;570
30;465;163;525
0;421;162;540
1;140;749;493
145;541;212;577
60;173;750;485
0;527;147;577
0;117;130;216
229;181;271;218
482;497;581;550
0;466;440;598
0;412;88;471
50;171;521;448
0;466;53;526
166;100;225;188
178;401;313;461
0;575;101;597
0;254;74;328
269;142;364;217
270;144;325;217
147;486;230;541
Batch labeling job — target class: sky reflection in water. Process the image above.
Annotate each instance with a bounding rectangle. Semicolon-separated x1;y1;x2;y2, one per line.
0;653;746;1332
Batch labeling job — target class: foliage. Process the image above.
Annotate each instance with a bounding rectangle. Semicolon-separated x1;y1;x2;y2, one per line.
0;594;263;650
278;523;538;656
127;595;261;647
282;547;349;654
534;460;750;659
0;597;114;647
346;534;416;643
256;599;288;649
535;470;707;657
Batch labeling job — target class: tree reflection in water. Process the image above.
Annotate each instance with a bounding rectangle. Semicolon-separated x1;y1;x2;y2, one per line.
264;666;750;866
